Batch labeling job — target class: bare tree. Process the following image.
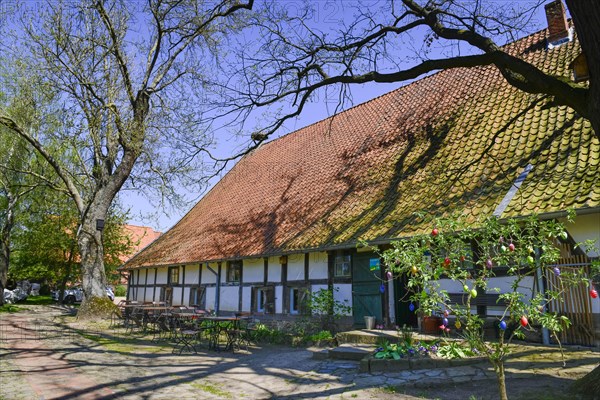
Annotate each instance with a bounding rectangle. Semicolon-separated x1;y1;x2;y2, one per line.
215;0;597;152
0;0;254;306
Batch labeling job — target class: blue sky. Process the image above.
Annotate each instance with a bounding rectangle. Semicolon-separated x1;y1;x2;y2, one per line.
121;0;552;232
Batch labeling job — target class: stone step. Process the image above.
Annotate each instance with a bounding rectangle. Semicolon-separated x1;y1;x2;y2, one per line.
336;329;400;345
329;344;374;361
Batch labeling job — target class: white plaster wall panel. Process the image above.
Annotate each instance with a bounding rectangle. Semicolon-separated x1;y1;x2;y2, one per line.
242;286;252;312
202;263;217;284
488;277;535;299
244;259;264;283
287;254;304;281
561;212;600;257
146;269;156;285
182;288;190;306
275;285;283;314
309;252;328;279
333;284;353;315
185;266;200;285
172;287;183;305
156;267;168;284
205;287;216;310
220;286;239;311
268;256;282;282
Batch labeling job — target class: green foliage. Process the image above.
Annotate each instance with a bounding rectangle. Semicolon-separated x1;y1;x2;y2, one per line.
437;341;477;359
250;323;288;344
306;330;333;342
373;213;593;397
306;288;352;333
374;339;440;360
114;285;127;297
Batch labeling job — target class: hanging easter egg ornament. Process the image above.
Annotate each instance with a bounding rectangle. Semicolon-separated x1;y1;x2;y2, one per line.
443;309;449;317
379;283;385;293
499;320;507;330
591;289;598;299
409;302;415;312
559;231;568;240
444;257;451;267
455;320;462;329
386;271;393;280
470;289;478;298
431;228;439;236
553;267;561;276
411;265;418;275
439;325;446;330
527;255;535;264
442;317;449;326
520;316;528;327
463;284;469;292
460;255;466;262
486;258;493;269
500;245;507;253
508;243;515;252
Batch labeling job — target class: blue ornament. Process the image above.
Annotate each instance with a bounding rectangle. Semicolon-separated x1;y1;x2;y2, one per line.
442;317;449;326
499;320;507;330
379;283;385;293
553;267;561;276
409;303;415;312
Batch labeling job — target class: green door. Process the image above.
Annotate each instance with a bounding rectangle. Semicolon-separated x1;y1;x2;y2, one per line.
352;251;383;326
394;274;419;328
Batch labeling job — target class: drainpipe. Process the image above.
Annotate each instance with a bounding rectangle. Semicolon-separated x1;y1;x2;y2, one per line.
535;249;551;345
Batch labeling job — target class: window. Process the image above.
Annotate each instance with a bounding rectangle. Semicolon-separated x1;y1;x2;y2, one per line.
189;287;205;308
168;267;179;284
290;287;309;315
160;287;173;306
227;261;242;283
253;286;274;314
334;255;351;277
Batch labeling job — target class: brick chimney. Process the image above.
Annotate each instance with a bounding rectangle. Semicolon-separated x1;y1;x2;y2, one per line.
545;1;570;45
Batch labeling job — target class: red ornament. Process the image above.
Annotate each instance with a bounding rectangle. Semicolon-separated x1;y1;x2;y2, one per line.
591;289;598;299
432;228;439;236
520;316;528;327
460;255;466;262
444;257;451;266
508;243;515;252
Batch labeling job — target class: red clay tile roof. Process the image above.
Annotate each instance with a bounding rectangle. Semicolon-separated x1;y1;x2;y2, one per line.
120;225;162;263
123;28;599;270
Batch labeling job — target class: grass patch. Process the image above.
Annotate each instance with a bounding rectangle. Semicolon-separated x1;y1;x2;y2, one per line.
190;381;232;398
79;332;166;354
381;385;397;394
24;295;54;305
0;304;22;313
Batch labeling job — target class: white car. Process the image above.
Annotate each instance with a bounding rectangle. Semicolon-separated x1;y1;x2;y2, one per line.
52;287;115;304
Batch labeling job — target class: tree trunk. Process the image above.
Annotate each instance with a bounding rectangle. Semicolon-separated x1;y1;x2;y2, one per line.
0;195;15;306
495;360;509;400
566;0;600;138
77;208;109;302
572;364;600;397
0;238;8;306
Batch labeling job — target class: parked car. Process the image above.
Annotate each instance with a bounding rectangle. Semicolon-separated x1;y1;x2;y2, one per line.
3;287;28;304
52;286;115;304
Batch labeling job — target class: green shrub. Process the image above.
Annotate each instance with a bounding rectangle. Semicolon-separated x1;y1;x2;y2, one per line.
114;285;127;297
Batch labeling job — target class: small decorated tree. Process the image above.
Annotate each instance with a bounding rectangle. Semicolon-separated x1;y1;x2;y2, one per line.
375;212;597;400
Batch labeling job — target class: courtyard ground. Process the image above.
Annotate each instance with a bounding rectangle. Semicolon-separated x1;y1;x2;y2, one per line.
0;304;598;400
